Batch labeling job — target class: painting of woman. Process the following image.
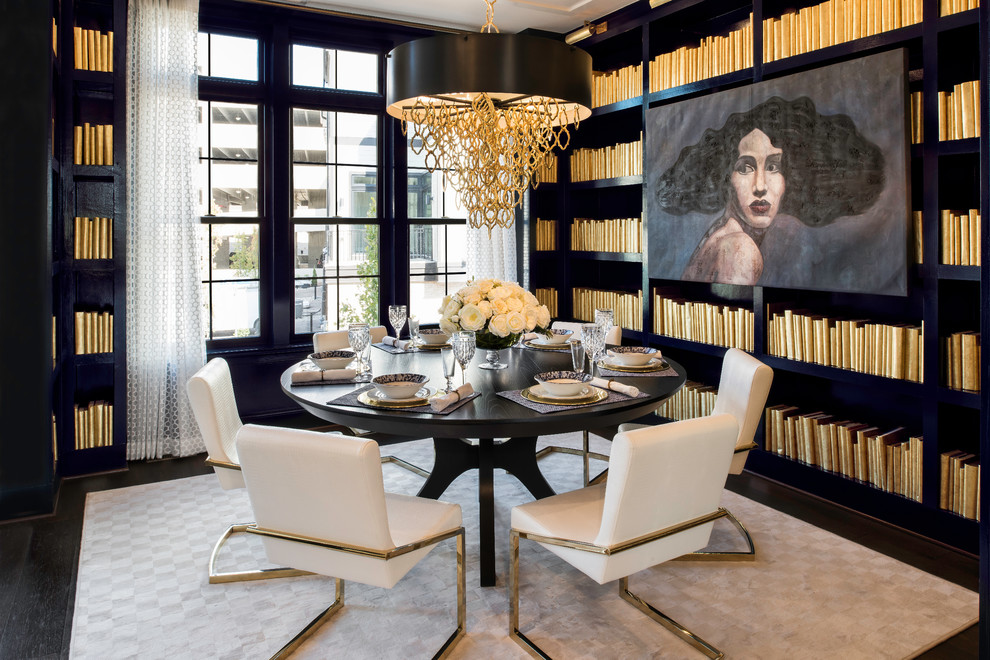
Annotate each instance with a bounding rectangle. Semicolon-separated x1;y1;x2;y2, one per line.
646;50;909;295
654;95;885;286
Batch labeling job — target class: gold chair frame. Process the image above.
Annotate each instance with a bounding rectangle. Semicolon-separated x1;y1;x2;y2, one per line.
534;431;610;486
245;524;466;660
510;508;729;660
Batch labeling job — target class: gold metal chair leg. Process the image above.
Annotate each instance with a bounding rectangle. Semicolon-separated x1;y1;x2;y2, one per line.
619;576;724;659
209;523;313;584
535;431;609;488
433;530;466;660
674;508;756;562
271;579;345;659
509;531;553;659
380;455;431;479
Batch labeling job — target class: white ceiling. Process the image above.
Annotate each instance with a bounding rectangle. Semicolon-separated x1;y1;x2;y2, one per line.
270;0;639;34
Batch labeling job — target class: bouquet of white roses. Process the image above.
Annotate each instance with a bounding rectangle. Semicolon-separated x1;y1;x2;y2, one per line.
438;279;552;350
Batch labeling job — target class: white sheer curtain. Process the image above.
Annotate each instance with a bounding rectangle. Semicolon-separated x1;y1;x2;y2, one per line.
466;225;517;281
124;0;204;459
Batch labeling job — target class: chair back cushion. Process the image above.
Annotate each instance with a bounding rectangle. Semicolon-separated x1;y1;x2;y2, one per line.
186;358;243;488
551;321;622;345
312;330;349;352
237;424;394;551
712;348;773;453
595;414;738;550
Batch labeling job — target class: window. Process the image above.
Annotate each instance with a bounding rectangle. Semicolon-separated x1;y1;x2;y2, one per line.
292;44;378;93
292;109;380;332
197;96;261;339
408;134;468;321
197;33;258;81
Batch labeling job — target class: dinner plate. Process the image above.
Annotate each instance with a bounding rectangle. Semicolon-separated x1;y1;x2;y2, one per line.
416;341;450;350
524;339;570;351
598;357;670;373
521;384;608;406
358;387;433;408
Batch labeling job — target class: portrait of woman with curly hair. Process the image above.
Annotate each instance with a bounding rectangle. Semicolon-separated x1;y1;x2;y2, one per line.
646;51;909;295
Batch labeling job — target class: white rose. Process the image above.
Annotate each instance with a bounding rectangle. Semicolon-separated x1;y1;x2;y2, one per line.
459;285;480;300
506;296;523;312
477;300;493;318
489;314;510;337
523;306;539;331
536;305;551;329
438;295;452;315
523;291;539;307
491;298;509;315
443;299;461;318
489;286;510;300
439;318;459;335
458;304;487;332
477;278;494;294
507;311;527;335
465;292;483;305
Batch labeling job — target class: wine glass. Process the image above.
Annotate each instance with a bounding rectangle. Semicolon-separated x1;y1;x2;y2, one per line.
347;323;372;382
440;346;457;393
581;323;604;376
408;317;420;351
388;304;407;339
451;330;476;386
595;307;615;337
569;339;586;374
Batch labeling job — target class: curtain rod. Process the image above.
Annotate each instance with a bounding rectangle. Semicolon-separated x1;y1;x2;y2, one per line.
231;0;466;34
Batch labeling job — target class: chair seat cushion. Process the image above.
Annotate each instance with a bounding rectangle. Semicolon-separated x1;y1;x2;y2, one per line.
511;484;606;545
386;492;462;548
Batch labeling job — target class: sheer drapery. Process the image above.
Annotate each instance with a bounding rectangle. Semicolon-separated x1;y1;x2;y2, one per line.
465;225;517;282
125;0;204;459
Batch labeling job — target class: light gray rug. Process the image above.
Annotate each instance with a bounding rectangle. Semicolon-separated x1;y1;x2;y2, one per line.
71;433;978;659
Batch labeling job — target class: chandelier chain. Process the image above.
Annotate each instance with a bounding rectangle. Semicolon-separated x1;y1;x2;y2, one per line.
481;0;499;33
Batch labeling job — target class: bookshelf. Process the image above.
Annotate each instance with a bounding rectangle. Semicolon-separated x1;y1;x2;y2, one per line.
53;0;126;476
528;0;986;555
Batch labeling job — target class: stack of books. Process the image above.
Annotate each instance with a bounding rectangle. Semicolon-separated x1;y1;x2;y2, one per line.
649;16;753;91
940;209;982;265
766;308;923;382
763;0;923;63
569;135;642;182
532;153;557;184
938;81;981;141
656;380;717;421
766;404;923;502
942;330;981;391
570;217;642;253
75;401;113;449
940;0;981;17
592;63;643;107
74;217;113;259
74;310;113;354
73;123;113;165
653;292;754;351
940;450;980;520
534;219;556;251
73;26;113;72
572;288;642;330
535;288;558;317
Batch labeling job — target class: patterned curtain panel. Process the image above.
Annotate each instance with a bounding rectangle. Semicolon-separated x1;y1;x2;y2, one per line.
466;225;517;282
125;0;205;459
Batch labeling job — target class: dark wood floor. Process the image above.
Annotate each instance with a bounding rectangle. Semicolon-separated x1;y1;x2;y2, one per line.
0;445;979;659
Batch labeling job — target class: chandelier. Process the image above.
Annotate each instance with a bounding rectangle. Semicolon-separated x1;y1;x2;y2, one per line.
386;0;592;234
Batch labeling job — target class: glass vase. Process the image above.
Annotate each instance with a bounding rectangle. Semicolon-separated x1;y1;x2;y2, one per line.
479;348;508;370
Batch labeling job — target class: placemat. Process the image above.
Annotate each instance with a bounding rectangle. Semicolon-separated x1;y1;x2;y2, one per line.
596;364;679;378
327;384;480;415
497;387;647;414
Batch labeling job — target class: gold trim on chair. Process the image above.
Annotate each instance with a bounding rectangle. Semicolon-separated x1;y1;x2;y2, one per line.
535;430;609;487
249;526;466;660
380;455;431;479
675;508;756;562
510;509;728;659
205;457;241;471
208;524;313;584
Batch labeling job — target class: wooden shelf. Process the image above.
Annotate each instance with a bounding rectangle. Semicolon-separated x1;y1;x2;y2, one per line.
570;251;643;262
937;264;981;280
938;387;981;409
937;138;980;156
570;175;642;189
591;96;643;117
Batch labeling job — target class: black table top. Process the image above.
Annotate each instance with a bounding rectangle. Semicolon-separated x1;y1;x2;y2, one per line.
281;345;686;439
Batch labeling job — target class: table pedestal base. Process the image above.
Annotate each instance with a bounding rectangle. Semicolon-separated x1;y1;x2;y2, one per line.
418;436;555;587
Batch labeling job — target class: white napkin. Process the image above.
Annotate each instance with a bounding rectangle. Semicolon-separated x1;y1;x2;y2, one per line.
430;383;474;412
382;336;410;350
591;377;639;397
291;368;357;384
521;332;540;342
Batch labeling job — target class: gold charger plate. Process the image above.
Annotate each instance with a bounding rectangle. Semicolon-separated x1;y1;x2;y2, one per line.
524;339;570;351
416;342;450;350
520;385;608;406
598;358;670;373
357;387;433;408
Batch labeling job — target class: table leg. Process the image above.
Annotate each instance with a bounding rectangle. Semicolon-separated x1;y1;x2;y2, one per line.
478;438;496;587
493;437;555;500
417;438;477;500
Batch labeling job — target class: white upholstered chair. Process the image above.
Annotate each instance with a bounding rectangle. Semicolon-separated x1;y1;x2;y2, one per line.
618;347;774;560
535;322;623;484
186;358;310;584
237;424;466;659
510;415;739;659
312;325;388;352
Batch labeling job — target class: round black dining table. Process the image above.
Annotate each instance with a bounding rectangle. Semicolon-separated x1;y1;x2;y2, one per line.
280;344;686;586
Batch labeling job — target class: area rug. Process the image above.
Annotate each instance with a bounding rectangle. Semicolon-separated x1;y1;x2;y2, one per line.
70;433;978;659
